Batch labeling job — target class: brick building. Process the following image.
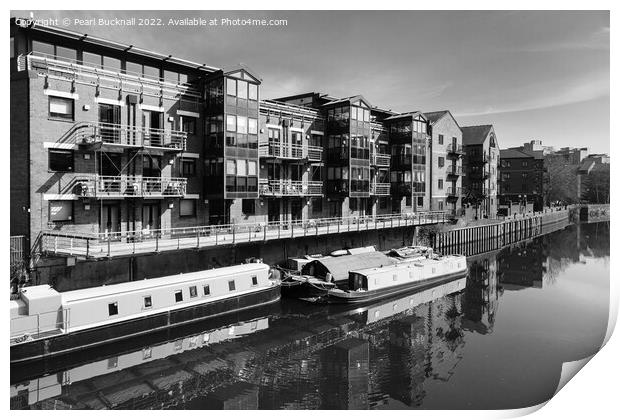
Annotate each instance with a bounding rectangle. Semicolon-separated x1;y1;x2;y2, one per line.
11;19;498;251
498;148;545;214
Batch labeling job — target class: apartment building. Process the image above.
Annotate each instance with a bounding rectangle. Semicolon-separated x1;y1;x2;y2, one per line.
461;125;499;219
498;148;545;214
12;19;496;250
424;111;463;216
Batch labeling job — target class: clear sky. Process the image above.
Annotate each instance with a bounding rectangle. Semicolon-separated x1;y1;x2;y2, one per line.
13;10;610;154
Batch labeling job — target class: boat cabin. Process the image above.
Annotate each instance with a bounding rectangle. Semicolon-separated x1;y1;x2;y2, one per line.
300;252;394;288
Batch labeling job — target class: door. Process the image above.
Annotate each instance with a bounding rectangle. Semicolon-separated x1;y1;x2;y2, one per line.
141;202;161;235
143;111;164;146
100;202;121;237
142;155;162;194
97;153;122;194
98;104;121;143
268;199;280;223
291;198;303;222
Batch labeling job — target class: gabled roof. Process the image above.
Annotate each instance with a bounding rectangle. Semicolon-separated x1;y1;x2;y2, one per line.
462;125;493;146
222;64;262;84
423;110;462;130
383;111;425;121
321;95;373;109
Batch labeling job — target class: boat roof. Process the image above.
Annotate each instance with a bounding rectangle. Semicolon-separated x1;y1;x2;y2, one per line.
62;263;269;302
308;252;394;282
351;255;462;276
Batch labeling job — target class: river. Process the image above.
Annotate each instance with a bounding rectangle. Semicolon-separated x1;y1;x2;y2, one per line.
10;221;609;410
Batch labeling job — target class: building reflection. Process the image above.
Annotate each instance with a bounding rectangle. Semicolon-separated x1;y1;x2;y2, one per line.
462;252;501;335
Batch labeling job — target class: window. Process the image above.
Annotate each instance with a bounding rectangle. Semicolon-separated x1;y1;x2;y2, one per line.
49;96;74;120
247;161;257;176
237;159;247;176
311;197;323;213
175;290;183;302
203;285;211;296
227;78;236;96
438;179;444;189
237;116;248;134
226;159;237;175
49;201;73;222
438;156;444;168
248;118;258;135
143;348;152;360
32;40;54;56
189;286;198;298
143;296;152;309
242;199;256;215
237;80;248;99
228;280;236;291
226;115;236;132
405;196;412;206
49;149;74;172
417;197;424;207
252;275;258;286
181;158;196;177
248;83;258;101
108;302;118;316
182;117;196;134
438;201;444;210
180;199;196;217
438;134;444;145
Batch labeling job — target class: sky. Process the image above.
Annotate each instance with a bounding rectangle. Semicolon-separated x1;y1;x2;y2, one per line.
12;10;610;154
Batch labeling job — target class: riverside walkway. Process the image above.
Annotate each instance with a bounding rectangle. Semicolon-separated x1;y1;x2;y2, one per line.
38;211;449;259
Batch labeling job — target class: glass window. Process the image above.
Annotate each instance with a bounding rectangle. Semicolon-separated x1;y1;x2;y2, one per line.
237;80;247;99
108;302;118;316
143;296;152;308
174;290;183;302
182;117;196;134
49;201;73;222
228;280;236;291
143;65;160;79
248;83;258;101
226;78;236;96
438;134;444;145
242;199;255;215
247;161;257;176
237;159;247;176
82;51;103;68
363;109;370;122
49;149;74;172
125;61;142;76
237;116;247;134
49;96;74;120
180;199;196;217
164;70;179;83
226;115;236;132
252;275;258;286
32;40;54;56
103;56;121;72
203;284;210;296
56;46;77;61
226;159;236;175
189;285;198;298
248;118;258;135
181;158;196;176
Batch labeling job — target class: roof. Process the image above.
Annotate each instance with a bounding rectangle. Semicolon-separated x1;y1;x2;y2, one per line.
462;125;493;146
304;252;394;282
500;148;533;159
61;263;269;302
423;110;450;124
383;111;425;121
321;94;373;109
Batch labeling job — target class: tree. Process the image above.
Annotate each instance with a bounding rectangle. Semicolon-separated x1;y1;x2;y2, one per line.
544;155;579;205
581;164;610;203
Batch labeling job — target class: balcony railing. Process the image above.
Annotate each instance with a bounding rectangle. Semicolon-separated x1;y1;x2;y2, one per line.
76;175;187;198
38;211;450;258
259;180;323;196
17;52;202;102
258;141;323;161
371;153;391;167
371;182;391;196
446;144;464;155
446;186;462;196
446;165;463;176
74;122;187;150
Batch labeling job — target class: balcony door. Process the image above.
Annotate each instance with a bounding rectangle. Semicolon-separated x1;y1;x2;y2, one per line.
98;104;121;143
143;110;164;146
141;202;161;235
97;153;122;194
100;202;121;237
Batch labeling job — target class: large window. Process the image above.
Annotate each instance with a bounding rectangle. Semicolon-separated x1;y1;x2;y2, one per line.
237;80;248;99
242;199;256;215
226;115;236;132
248;83;258;101
248;118;258;135
49;96;74;120
237;116;248;134
49;201;73;222
49;149;74;172
181;158;196;177
182;117;196;135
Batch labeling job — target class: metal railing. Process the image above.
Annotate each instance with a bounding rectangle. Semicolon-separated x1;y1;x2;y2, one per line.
446;144;464;154
258;141;323;161
370;182;391;196
371;153;391;167
76;175;187;198
10;236;25;272
10;308;70;343
446;186;462;196
18;52;202;100
259;180;323;196
39;211;449;258
446;165;463;176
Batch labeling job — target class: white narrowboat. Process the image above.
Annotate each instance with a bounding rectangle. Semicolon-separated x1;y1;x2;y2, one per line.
326;254;468;304
10;263;280;363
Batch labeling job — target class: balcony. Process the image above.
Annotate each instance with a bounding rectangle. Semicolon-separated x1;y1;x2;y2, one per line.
17;52;202;104
446;187;462;200
446;143;464;156
371;152;391;167
371;182;390;196
259;180;323;196
74;122;187;151
446;165;463;177
76;175;187;198
258;141;323;161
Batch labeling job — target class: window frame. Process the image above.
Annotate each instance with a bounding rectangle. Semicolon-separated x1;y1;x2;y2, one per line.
179;199;197;217
228;280;236;291
143;295;153;309
108;302;119;316
174;290;183;303
49;200;74;223
48;96;74;121
48;149;75;172
189;285;198;298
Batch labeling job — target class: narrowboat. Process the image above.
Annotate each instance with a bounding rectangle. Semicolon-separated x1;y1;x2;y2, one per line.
325;254;467;304
10;263;280;363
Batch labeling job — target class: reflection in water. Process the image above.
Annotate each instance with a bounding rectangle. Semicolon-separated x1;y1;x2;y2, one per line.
11;222;609;410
